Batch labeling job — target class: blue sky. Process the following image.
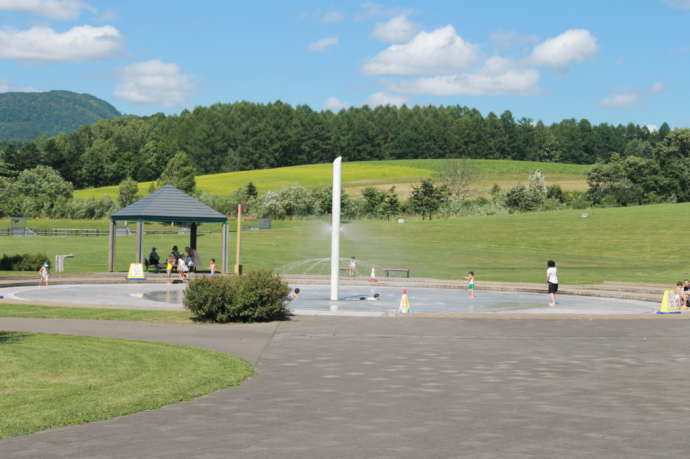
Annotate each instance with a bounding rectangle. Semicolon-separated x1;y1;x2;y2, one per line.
0;0;688;128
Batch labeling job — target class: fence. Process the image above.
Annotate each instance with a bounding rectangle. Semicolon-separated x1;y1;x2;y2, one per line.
0;228;214;237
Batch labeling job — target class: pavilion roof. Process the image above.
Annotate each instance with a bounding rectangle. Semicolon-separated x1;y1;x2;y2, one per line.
110;185;227;223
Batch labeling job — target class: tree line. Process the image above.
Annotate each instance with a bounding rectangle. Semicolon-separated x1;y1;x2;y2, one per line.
0;100;671;190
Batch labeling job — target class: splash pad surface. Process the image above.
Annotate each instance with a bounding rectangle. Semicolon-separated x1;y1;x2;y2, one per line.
1;282;657;315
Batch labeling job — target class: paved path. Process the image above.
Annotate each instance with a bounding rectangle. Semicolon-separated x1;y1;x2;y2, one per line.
2;316;690;458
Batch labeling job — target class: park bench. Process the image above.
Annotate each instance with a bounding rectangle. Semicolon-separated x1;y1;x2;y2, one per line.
384;268;410;278
339;266;356;276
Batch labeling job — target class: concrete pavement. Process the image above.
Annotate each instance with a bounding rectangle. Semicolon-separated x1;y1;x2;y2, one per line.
2;316;690;458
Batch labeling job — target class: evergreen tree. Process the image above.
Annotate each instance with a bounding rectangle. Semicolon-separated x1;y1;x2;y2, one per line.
409;179;448;220
246;181;258;198
361;186;386;216
118;176;140;207
157;151;196;193
380;186;401;220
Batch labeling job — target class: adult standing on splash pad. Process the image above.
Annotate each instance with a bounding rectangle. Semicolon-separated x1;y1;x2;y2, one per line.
547;260;558;307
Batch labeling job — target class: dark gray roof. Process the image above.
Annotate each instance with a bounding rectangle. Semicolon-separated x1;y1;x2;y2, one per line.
111;185;227;223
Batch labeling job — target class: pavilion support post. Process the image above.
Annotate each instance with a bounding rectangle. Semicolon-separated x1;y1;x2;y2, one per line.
190;223;198;250
221;222;229;274
108;219;116;272
234;204;242;276
135;220;144;264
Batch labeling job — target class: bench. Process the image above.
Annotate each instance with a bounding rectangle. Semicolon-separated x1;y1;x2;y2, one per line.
384;268;410;278
339;266;356;276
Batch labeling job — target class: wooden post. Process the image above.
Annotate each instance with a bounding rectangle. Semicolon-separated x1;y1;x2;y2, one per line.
108;219;116;272
190;222;197;250
136;220;144;264
221;222;228;274
234;203;242;275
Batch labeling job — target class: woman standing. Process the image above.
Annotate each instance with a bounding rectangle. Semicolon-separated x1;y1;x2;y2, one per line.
546;260;558;307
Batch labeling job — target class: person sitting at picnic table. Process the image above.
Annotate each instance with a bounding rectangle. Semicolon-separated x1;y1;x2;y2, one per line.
144;247;162;271
184;247;197;272
185;246;201;272
171;245;181;261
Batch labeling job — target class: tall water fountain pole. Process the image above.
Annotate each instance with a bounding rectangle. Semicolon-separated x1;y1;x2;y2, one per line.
330;156;342;301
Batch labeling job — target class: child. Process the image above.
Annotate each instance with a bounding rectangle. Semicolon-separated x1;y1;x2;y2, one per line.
464;271;475;298
288;288;300;301
674;281;685;310
348;256;357;277
546;260;558;307
209;258;217;275
177;256;188;281
166;255;175;282
38;261;49;287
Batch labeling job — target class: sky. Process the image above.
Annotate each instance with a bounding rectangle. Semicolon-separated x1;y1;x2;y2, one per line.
0;0;689;129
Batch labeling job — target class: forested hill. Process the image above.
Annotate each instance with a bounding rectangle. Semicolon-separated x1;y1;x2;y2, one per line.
0;90;121;141
0;100;670;189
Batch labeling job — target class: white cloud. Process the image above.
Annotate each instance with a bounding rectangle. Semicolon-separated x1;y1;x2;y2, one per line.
371;15;418;43
649;82;665;93
394;57;540;96
321;11;344;23
359;2;413;19
96;9;117;22
600;91;639;108
0;25;122;61
645;124;658;132
365;91;407;107
323;97;351;111
490;30;538;49
600;81;666;109
530;29;597;70
364;25;478;75
115;60;192;106
309;36;338;52
665;0;690;9
0;0;94;20
0;80;40;92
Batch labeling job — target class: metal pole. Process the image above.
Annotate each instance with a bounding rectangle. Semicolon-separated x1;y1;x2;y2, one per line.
221;222;228;273
234;203;242;275
108;219;116;272
330;156;342;301
136;220;144;264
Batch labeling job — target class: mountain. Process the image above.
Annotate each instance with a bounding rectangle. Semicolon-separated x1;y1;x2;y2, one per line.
0;90;121;141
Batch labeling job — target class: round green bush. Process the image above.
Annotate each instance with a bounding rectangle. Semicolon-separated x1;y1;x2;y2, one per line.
184;270;290;323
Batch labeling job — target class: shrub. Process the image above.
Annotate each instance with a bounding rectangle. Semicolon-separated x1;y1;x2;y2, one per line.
184;270;290;323
504;185;540;212
0;253;49;271
546;184;565;203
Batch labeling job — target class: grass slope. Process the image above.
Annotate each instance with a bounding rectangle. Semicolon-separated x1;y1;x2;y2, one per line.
0;203;689;284
0;332;251;438
73;159;592;200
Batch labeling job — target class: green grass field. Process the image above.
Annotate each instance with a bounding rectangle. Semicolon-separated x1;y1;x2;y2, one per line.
0;304;193;322
73;159;592;200
0;332;252;438
1;202;689;284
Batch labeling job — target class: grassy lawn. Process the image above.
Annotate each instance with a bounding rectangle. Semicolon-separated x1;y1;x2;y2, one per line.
1;202;689;284
0;331;252;438
73;158;592;200
0;304;194;323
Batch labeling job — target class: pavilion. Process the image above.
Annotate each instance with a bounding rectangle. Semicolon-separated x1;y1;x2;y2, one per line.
108;185;229;273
